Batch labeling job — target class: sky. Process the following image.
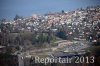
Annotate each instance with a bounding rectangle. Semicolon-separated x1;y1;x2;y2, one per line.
0;0;100;19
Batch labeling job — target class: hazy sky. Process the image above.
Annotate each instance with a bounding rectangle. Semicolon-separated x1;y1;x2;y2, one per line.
0;0;100;19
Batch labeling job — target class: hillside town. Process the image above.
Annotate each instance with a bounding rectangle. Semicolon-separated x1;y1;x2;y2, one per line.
1;6;100;39
0;6;100;66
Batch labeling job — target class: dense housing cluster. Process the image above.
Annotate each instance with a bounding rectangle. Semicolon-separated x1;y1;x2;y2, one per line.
0;6;100;42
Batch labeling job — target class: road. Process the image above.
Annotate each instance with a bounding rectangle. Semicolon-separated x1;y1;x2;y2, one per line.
23;40;90;57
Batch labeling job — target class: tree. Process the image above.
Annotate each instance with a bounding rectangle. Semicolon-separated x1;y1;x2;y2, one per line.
0;23;10;46
14;14;23;20
56;30;67;40
0;18;6;22
61;10;65;13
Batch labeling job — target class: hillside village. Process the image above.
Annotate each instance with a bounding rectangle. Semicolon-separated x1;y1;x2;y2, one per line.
0;6;100;44
0;6;100;66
